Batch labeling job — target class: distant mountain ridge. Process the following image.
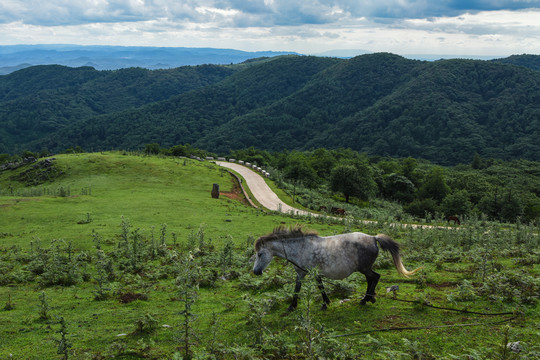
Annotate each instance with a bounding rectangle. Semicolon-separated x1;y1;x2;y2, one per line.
0;45;297;74
3;45;526;75
1;52;539;165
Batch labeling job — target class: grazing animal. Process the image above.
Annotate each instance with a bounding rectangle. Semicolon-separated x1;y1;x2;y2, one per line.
331;207;346;215
318;205;327;212
253;226;421;311
447;215;461;225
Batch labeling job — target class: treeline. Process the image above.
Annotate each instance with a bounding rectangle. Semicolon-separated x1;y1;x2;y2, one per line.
2;53;540;165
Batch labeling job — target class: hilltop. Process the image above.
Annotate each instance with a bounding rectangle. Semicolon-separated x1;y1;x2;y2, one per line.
0;152;287;248
1;53;540;165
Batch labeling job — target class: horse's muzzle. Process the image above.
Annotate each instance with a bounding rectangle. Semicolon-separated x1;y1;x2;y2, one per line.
253;269;263;276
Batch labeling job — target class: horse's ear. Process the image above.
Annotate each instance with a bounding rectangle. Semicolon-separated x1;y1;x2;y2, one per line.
254;238;263;252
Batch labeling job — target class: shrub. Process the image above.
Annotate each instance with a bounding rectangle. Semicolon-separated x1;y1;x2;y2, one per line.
134;313;159;334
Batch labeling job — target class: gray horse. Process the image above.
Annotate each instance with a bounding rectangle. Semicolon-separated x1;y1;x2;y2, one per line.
253;225;421;311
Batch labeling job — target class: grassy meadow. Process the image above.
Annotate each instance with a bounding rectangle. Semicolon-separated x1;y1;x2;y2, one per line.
0;152;538;359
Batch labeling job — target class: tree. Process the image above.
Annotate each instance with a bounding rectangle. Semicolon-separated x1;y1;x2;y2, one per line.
383;173;416;203
404;198;439;218
400;157;419;185
499;189;524;223
283;152;318;189
308;148;336;179
330;163;376;203
471;153;486;169
169;144;191;157
442;190;472;217
418;167;450;202
144;143;161;155
477;187;524;222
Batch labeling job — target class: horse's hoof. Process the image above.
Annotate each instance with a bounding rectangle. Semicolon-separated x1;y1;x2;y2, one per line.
361;295;376;305
287;305;297;312
321;304;328;311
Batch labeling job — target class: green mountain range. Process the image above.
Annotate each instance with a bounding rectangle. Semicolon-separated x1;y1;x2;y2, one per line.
1;53;539;165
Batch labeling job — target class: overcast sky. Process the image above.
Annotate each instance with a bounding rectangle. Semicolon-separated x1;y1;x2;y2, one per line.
1;1;539;57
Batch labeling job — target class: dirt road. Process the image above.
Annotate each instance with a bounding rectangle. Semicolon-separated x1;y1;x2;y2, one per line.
216;161;312;216
215;161;455;230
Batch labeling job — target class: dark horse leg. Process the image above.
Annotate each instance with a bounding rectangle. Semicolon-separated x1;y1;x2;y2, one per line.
289;273;330;311
360;270;380;305
288;272;305;311
317;276;331;310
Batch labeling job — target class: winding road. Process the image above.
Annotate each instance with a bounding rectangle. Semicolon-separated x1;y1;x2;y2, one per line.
216;161;445;230
216;161;312;216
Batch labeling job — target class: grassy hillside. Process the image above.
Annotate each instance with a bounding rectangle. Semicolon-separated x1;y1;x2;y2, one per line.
0;152;294;249
0;153;538;359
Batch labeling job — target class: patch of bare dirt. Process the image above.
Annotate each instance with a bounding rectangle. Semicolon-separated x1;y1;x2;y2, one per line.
426;281;458;290
118;292;148;304
220;179;248;205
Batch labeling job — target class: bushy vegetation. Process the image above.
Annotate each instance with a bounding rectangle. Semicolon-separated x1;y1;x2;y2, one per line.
226;146;540;224
0;152;538;359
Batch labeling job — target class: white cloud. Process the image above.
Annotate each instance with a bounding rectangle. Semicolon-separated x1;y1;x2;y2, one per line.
0;1;539;56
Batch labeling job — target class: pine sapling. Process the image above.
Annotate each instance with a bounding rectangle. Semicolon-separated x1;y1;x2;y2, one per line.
159;223;168;256
55;316;72;360
39;291;50;321
93;249;111;301
3;293;14;311
176;255;200;359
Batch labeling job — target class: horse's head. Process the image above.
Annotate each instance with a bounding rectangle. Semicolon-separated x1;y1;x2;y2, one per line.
253;239;273;276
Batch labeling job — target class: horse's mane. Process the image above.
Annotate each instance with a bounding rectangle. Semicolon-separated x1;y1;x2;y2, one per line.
254;225;318;252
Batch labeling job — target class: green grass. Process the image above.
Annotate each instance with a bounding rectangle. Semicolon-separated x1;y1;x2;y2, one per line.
1;152;538;359
0;152;300;250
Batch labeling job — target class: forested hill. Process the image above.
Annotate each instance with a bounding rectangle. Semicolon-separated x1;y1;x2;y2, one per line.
492;54;540;71
1;53;539;165
0;64;239;152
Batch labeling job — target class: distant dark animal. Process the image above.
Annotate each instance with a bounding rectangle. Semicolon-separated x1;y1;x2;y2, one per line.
318;205;327;212
331;207;346;215
253;226;422;311
447;215;460;225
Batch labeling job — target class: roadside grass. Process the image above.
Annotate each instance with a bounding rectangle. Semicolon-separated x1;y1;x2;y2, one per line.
0;152;538;359
262;177;313;213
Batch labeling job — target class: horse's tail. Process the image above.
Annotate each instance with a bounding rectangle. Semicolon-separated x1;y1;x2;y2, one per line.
375;234;422;277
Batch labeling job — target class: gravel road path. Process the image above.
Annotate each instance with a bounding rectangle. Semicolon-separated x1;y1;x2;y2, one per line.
216;161;312;216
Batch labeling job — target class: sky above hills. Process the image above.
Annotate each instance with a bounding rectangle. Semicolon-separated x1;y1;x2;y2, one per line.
1;1;539;58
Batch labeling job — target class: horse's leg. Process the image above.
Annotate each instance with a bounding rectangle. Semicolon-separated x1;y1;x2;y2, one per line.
288;272;305;311
316;276;330;310
360;270;380;305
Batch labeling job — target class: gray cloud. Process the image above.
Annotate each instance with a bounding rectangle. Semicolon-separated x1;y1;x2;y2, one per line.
2;0;539;27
